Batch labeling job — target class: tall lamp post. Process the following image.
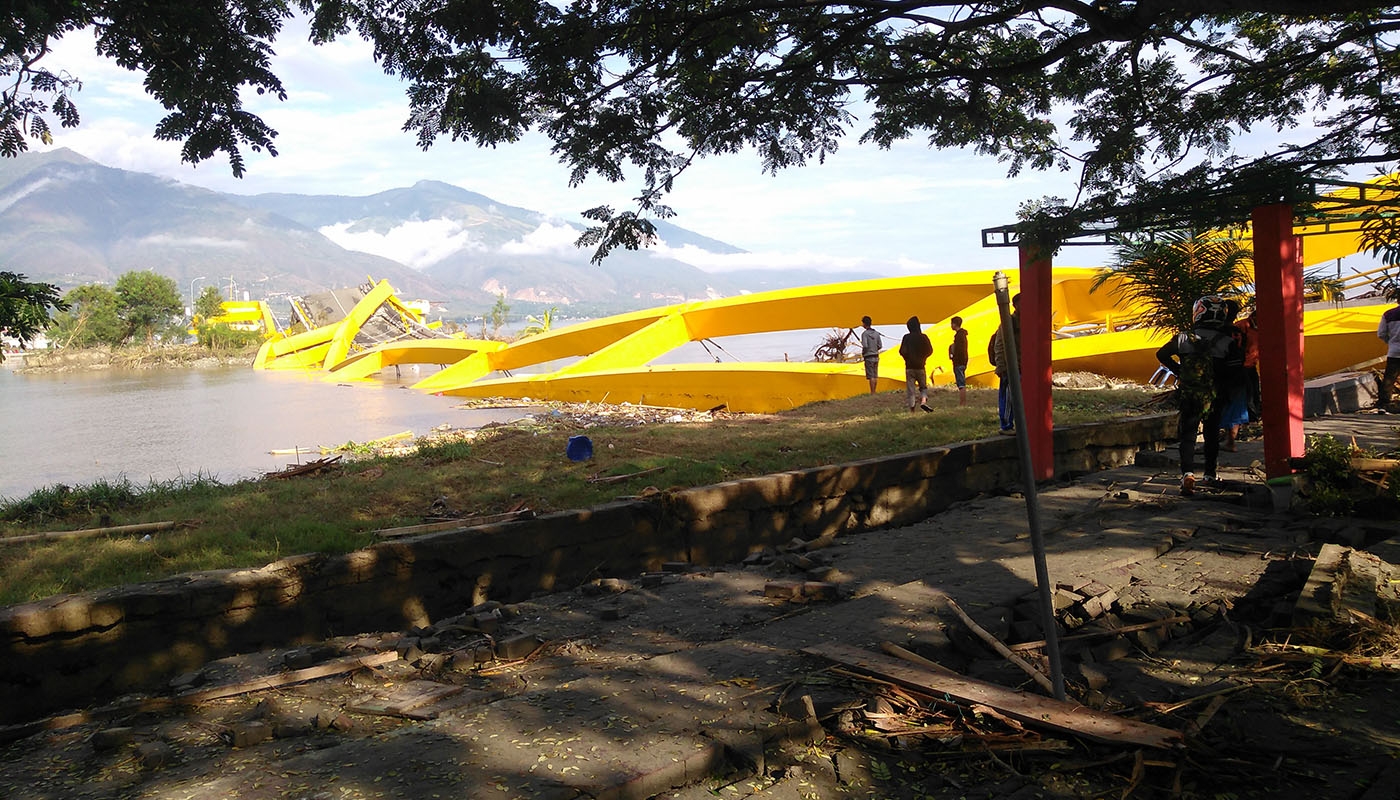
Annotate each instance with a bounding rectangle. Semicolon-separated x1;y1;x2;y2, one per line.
189;276;206;318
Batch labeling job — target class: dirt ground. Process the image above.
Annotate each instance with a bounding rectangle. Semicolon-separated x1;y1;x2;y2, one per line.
1;419;1398;800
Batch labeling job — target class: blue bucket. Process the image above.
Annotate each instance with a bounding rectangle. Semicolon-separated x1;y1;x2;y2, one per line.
566;435;594;462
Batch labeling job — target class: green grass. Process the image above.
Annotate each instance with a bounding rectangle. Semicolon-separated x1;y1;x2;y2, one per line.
0;386;1161;606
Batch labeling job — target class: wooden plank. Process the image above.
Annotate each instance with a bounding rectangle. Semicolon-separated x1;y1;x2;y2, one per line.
0;520;177;547
177;651;399;704
803;642;1183;750
349;680;463;719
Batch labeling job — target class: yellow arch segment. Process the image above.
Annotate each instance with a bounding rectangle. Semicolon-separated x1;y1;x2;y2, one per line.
320;280;399;370
327;338;505;381
555;311;696;375
434;362;907;413
411;305;680;392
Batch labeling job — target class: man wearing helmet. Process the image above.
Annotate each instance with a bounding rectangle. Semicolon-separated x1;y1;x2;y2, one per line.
1155;295;1245;496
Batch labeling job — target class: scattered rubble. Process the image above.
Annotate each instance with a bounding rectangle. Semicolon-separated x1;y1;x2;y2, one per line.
2;469;1399;799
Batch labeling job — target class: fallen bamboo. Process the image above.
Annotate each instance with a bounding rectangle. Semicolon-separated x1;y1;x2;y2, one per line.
1008;615;1192;652
880;641;962;677
588;466;666;485
946;598;1055;695
0;520;177;547
373;509;536;538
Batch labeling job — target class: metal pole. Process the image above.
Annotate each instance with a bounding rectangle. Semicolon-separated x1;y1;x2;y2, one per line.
992;270;1066;700
189;276;206;318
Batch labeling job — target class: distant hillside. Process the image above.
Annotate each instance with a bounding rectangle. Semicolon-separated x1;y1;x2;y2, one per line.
0;150;442;301
1;150;884;318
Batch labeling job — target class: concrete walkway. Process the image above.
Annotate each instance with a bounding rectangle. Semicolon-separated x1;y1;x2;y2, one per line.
0;414;1396;800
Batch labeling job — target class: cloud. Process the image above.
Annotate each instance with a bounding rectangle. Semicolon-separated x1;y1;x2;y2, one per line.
500;222;588;257
319;219;484;268
136;234;248;249
0;176;52;214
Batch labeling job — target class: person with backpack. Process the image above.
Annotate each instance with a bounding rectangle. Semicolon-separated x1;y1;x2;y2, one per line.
1155;295;1245;495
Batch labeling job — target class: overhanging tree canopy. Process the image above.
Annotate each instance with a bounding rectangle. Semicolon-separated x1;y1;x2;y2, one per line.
8;2;1400;251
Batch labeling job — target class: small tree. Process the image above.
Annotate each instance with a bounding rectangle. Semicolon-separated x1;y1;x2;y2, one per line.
49;284;125;348
488;294;510;339
1092;231;1253;333
0;272;67;361
194;285;225;323
115;271;183;344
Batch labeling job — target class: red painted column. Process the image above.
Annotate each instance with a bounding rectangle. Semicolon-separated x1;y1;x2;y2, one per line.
1251;204;1306;478
1019;242;1055;480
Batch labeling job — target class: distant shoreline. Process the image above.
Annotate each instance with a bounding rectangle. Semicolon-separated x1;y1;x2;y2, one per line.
12;344;257;374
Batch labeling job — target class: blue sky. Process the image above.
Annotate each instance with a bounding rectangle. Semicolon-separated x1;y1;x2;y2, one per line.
32;20;1383;279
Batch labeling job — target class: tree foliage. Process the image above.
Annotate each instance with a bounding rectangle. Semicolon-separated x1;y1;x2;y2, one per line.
194;285;226;322
1093;231;1254;333
0;271;67;360
49;283;124;347
114;271;182;343
9;2;1400;250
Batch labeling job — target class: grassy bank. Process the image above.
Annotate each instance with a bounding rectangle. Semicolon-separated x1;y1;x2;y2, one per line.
0;385;1161;607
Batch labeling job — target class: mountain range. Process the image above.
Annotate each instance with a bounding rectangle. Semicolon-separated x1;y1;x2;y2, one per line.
0;149;882;318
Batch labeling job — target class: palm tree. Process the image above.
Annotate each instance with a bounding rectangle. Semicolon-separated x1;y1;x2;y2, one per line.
1091;230;1253;333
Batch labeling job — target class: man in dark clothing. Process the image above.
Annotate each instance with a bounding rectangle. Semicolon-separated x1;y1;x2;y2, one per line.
988;294;1021;434
949;315;969;406
1156;296;1244;495
899;316;934;412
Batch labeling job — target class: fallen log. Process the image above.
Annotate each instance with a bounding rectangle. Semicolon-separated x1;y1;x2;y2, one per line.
177;651;400;704
804;642;1184;750
264;455;342;480
0;520;177;547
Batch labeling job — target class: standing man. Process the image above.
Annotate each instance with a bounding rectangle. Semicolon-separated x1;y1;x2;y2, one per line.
899;316;934;413
1378;294;1400;413
1156;296;1243;495
989;294;1021;434
949;316;969;407
860;315;882;395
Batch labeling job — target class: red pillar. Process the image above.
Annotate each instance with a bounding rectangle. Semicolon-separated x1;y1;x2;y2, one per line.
1019;242;1054;480
1251;204;1306;478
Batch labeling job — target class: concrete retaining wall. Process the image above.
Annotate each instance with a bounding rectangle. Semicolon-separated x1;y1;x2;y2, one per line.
0;414;1175;724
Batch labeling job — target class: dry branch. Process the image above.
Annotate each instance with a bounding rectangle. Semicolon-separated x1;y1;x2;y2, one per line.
946;598;1055;694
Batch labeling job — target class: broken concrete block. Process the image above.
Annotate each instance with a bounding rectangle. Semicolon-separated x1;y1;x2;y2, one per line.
661;561;691;573
226;721;273;748
764;580;803;599
1078;662;1110;691
496;633;542;660
1081;595;1105;619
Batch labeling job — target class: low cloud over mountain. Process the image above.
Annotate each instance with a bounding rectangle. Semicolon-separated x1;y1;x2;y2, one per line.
1;150;882;317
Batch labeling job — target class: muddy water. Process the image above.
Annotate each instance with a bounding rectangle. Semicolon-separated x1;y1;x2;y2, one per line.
0;364;523;500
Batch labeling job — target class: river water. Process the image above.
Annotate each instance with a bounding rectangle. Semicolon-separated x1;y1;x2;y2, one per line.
0;325;879;501
0;365;525;501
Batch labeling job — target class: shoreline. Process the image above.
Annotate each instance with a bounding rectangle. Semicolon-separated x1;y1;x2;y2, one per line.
12;343;257;373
